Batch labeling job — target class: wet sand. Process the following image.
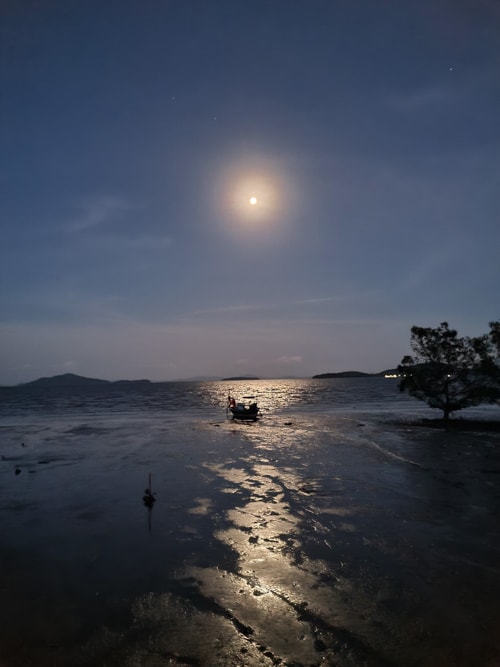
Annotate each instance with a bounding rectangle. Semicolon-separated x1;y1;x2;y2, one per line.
1;413;500;666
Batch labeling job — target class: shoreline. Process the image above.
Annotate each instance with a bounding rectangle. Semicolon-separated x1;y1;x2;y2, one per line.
390;417;500;432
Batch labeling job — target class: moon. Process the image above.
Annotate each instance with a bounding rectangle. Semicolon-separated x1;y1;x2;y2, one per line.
216;162;290;227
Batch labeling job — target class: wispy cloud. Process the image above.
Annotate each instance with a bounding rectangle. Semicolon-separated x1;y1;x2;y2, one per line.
387;83;454;114
190;303;268;316
60;196;173;251
290;297;336;306
271;355;303;365
118;234;173;250
66;195;136;232
63;360;79;371
386;63;498;117
188;291;383;320
399;236;469;292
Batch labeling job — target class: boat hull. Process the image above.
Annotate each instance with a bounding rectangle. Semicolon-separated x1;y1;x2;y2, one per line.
229;407;259;421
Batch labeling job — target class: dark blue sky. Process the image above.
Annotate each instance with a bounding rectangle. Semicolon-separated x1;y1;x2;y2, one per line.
1;0;499;383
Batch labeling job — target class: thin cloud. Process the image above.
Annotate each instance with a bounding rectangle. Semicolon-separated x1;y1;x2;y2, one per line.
398;236;468;292
290;297;336;305
271;355;303;365
190;303;269;317
119;234;173;250
188;291;383;320
387;83;455;114
63;360;79;370
66;196;136;232
386;64;497;116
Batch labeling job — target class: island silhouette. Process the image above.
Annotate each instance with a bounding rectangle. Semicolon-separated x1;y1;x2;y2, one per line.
7;370;400;388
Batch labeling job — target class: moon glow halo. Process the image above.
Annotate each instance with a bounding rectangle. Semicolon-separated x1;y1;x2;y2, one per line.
216;160;291;231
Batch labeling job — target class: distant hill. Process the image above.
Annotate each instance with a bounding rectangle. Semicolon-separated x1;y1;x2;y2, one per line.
12;369;400;389
171;376;221;382
313;369;399;379
313;371;372;378
19;373;151;388
112;379;152;386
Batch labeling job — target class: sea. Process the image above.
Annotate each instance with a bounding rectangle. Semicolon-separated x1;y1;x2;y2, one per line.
0;376;464;423
1;378;499;666
0;376;497;444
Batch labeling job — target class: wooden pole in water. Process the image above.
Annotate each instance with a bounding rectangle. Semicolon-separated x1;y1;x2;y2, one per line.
143;472;155;509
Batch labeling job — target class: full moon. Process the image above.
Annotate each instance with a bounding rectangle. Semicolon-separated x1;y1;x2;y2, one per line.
218;161;289;226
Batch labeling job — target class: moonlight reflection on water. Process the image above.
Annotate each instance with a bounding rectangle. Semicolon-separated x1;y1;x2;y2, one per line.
0;380;499;665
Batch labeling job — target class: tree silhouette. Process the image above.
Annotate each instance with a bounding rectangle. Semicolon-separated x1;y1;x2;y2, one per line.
398;321;500;420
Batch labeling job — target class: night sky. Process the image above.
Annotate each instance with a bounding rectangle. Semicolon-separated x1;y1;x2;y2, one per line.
1;1;499;384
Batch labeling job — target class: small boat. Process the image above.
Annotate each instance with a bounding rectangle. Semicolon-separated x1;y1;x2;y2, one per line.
227;394;260;421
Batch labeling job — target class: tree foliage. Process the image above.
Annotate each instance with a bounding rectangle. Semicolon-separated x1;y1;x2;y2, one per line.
398;321;500;420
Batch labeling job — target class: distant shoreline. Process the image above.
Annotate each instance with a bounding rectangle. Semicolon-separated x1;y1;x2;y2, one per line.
312;370;398;379
2;370;400;389
391;418;500;432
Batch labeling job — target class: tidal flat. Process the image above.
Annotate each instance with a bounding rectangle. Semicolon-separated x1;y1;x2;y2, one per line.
1;412;499;666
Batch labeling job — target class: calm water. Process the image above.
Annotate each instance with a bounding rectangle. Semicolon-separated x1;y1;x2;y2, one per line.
1;378;499;666
1;376;498;427
0;377;427;422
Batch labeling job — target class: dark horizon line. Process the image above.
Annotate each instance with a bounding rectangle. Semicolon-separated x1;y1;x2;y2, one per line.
1;369;400;388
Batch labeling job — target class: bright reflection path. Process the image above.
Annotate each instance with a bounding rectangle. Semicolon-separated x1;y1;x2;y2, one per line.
170;416;500;665
193;460;338;662
1;395;500;665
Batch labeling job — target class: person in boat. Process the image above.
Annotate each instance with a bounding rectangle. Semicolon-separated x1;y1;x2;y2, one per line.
228;395;236;409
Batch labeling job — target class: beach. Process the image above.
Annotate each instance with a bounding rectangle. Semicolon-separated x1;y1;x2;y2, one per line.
1;403;500;666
